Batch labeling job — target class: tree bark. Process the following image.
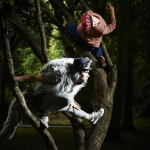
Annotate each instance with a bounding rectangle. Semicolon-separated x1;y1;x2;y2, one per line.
82;53;117;150
108;0;135;140
34;0;49;62
0;15;58;150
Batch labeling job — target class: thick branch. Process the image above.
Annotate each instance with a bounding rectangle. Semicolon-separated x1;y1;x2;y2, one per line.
49;0;77;23
101;39;113;67
1;14;57;150
63;112;87;150
79;0;89;11
34;0;49;62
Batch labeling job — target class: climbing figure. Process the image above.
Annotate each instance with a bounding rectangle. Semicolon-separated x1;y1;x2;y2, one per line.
63;2;116;71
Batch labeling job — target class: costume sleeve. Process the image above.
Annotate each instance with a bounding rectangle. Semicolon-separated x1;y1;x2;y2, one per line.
42;71;62;83
102;19;116;34
88;11;116;35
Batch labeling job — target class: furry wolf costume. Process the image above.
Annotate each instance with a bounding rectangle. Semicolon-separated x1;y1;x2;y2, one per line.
0;57;92;140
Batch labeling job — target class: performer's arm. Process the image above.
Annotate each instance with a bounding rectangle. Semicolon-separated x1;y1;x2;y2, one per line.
107;2;116;21
103;2;116;34
15;74;43;83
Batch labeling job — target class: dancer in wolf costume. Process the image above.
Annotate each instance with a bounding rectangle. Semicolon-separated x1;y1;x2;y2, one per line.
0;57;104;140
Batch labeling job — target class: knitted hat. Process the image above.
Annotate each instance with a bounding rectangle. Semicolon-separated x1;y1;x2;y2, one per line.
71;57;92;71
81;13;93;30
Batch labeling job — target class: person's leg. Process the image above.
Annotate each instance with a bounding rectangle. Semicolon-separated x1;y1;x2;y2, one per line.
63;22;82;43
39;93;104;127
56;95;104;124
40;93;90;120
97;56;107;68
58;105;104;124
39;93;69;128
91;47;111;73
88;46;107;68
58;105;90;120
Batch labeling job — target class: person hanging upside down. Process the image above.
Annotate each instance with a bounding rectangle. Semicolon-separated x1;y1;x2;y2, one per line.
62;2;116;71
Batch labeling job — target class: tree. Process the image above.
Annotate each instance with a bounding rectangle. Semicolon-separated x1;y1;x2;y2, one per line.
107;0;150;141
106;0;135;140
0;0;117;149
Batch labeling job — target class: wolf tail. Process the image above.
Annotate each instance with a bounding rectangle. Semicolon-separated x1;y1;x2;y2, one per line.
0;99;22;140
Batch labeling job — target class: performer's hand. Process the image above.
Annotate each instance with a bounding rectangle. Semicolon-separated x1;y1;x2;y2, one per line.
69;101;81;110
106;2;115;20
106;2;114;13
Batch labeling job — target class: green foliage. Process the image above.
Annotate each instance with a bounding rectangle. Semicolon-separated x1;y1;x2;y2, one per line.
2;88;14;104
14;48;41;75
48;28;64;60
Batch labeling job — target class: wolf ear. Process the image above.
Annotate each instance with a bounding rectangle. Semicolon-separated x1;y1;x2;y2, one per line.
82;59;92;70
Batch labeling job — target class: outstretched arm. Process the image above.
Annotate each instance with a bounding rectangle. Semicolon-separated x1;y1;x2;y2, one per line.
103;2;116;34
106;2;116;21
15;74;43;83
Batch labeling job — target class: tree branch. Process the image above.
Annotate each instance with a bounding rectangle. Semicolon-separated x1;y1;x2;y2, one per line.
79;0;89;11
34;0;49;62
62;112;87;150
7;15;46;64
0;10;58;150
49;0;77;23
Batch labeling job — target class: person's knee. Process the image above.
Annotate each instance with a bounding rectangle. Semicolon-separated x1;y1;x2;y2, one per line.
39;92;72;112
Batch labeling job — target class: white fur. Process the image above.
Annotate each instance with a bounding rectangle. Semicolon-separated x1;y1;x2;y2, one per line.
38;58;86;97
0;57;92;140
0;99;21;140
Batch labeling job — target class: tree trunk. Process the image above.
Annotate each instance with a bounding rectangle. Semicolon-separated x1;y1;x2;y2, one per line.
108;0;135;140
122;4;135;131
0;14;58;150
34;0;50;62
68;50;116;150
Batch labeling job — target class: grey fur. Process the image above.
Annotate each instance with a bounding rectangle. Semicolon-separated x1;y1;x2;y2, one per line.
0;99;22;140
0;57;92;140
37;58;91;96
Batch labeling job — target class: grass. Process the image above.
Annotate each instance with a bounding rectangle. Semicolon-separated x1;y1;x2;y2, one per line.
0;114;150;150
49;113;91;126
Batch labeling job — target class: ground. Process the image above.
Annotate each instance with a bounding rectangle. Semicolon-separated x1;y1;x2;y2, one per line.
101;127;150;150
0;115;150;150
